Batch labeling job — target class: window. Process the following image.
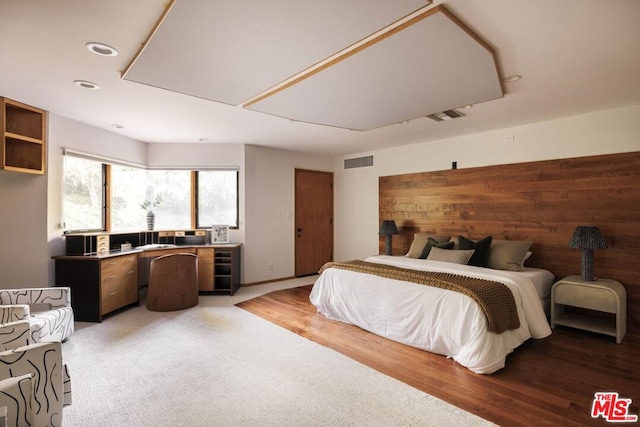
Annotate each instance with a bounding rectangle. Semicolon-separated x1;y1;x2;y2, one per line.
62;151;239;233
62;155;104;232
196;170;239;228
146;169;191;230
110;165;146;231
110;167;192;231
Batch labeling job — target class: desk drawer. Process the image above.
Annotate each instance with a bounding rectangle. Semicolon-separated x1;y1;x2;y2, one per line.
197;248;214;264
100;259;120;277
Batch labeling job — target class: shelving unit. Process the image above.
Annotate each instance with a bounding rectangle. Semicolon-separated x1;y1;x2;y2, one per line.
213;244;241;295
1;97;47;174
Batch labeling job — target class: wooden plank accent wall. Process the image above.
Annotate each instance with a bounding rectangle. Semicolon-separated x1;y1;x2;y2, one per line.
379;151;640;329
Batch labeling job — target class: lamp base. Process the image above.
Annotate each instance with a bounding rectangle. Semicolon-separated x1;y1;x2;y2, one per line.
581;248;595;281
384;235;393;256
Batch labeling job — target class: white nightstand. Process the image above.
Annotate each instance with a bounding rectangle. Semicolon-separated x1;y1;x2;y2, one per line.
551;275;627;343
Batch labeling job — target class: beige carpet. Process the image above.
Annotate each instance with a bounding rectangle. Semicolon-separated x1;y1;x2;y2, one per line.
62;277;495;426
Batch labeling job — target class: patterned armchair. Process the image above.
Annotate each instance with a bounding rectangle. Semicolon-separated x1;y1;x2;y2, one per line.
0;287;74;343
0;340;70;427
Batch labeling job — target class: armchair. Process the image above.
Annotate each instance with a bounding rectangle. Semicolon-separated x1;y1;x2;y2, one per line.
0;341;67;427
0;287;74;343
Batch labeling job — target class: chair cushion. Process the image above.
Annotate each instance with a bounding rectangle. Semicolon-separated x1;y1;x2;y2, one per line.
29;307;74;343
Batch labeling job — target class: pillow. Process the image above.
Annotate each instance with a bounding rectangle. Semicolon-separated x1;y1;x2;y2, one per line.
448;236;461;250
458;235;493;267
488;239;532;271
419;238;454;259
427;247;475;265
405;234;450;258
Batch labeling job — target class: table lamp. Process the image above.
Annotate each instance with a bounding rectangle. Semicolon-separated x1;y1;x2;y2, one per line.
568;225;607;281
379;220;399;256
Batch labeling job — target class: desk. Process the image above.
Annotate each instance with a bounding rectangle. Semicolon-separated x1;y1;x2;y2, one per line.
53;243;241;322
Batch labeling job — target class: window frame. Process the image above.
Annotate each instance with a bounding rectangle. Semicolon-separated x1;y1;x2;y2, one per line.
62;150;240;233
194;170;240;230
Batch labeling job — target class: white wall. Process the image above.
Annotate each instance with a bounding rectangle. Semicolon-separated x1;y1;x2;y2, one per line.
244;144;333;284
334;104;640;262
41;118;332;286
0;168;48;286
147;143;334;284
2;105;637;289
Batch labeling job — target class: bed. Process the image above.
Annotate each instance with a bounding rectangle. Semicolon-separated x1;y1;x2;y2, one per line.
309;248;554;374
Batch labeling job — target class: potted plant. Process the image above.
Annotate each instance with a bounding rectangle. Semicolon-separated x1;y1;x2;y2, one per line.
141;195;162;230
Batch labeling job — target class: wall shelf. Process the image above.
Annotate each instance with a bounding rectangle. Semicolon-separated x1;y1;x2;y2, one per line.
1;97;47;174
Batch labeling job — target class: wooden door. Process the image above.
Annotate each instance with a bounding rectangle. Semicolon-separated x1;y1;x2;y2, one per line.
295;169;333;277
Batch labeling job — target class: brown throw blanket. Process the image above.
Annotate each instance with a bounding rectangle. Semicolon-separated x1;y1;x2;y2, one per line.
319;260;520;334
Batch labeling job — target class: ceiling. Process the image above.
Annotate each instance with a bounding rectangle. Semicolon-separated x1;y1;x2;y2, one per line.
1;0;639;157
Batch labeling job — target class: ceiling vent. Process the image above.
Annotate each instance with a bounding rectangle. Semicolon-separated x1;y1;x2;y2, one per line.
427;109;465;122
344;155;373;169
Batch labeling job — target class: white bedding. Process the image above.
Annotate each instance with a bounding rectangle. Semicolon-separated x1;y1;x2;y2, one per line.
309;255;553;374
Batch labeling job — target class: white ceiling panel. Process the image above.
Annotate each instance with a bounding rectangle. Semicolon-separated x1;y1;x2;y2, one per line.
123;0;430;106
3;0;639;156
246;7;503;130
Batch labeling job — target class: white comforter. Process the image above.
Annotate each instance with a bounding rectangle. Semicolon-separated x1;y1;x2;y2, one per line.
309;255;552;374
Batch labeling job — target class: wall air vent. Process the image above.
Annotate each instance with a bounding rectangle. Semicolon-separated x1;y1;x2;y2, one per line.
427;109;465;122
344;155;373;169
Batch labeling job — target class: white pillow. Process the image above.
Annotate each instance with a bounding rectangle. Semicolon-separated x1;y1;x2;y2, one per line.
427;247;475;265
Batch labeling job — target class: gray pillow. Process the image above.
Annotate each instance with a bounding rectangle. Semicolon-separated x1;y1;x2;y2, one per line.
405;234;451;258
488;239;532;271
427;247;475;265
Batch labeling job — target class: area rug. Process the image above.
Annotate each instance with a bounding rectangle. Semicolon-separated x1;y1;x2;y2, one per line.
62;279;494;426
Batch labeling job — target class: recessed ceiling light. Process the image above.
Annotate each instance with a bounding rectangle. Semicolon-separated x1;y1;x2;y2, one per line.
74;80;99;89
198;137;210;142
86;42;118;57
110;124;124;129
461;104;473;109
399;120;409;124
503;74;522;83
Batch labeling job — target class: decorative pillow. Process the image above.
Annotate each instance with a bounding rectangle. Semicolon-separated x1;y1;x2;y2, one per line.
458;235;493;267
405;234;450;258
419;238;454;259
488;239;532;272
427;247;475;265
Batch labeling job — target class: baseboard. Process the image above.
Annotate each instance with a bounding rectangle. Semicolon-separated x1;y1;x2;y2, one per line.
242;276;295;287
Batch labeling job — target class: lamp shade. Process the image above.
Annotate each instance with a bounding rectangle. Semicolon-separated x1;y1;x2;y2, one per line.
568;226;607;249
379;220;399;236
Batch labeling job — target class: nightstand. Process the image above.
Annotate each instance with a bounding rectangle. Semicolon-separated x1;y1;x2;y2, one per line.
551;275;627;343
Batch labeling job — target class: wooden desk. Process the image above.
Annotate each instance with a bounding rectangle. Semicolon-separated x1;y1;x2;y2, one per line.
53;243;241;322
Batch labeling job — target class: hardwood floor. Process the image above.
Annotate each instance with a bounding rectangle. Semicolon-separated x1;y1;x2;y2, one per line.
236;285;640;427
